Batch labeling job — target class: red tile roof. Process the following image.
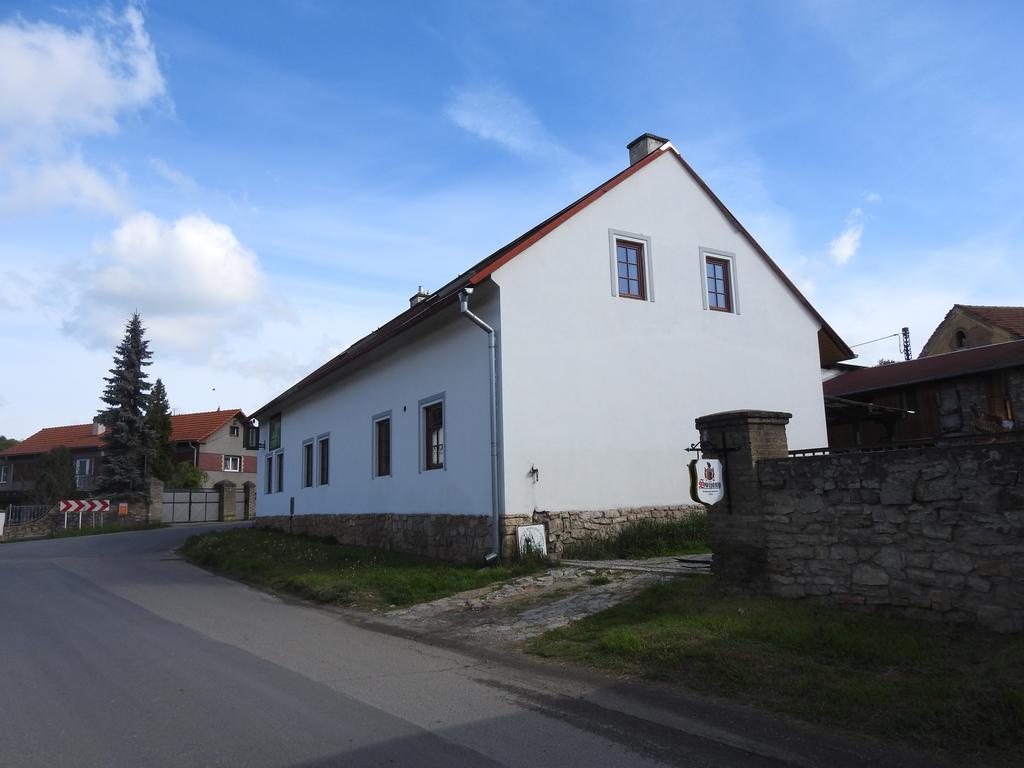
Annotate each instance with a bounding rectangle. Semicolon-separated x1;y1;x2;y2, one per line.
168;409;245;443
960;305;1024;337
253;143;853;418
824;340;1024;398
0;409;245;458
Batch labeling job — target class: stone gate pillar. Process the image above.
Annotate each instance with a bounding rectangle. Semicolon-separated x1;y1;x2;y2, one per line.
214;479;237;522
241;481;257;520
694;410;791;586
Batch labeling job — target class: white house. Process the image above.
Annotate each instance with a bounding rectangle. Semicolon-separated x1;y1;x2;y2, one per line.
251;134;853;561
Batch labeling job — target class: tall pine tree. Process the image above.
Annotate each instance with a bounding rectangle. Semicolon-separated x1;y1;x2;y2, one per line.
97;313;154;500
146;378;174;481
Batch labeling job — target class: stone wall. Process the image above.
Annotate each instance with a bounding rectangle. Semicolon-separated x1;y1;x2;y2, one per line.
510;505;705;558
1;480;164;542
697;409;1024;633
253;513;491;563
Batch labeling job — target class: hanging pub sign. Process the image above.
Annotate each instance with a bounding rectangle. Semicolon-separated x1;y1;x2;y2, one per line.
689;458;725;505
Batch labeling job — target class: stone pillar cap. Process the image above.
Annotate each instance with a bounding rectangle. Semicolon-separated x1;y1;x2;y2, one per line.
695;410;792;428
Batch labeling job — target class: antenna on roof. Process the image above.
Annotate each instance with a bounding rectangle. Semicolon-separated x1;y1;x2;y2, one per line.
901;327;912;361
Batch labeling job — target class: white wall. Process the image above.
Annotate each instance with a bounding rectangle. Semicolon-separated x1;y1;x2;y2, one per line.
255;291;497;517
493;150;829;516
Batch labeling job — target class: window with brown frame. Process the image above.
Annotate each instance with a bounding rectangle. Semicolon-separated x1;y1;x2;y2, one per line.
615;240;645;299
375;418;391;477
706;256;732;312
424;402;444;470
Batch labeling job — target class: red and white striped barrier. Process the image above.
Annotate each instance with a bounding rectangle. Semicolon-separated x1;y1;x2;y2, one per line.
59;499;110;514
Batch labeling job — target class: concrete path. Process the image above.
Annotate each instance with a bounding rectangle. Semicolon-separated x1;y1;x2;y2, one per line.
0;526;948;768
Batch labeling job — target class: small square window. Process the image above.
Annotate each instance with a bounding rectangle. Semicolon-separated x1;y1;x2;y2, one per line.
615;240;646;300
229;424;240;437
424;402;444;470
705;256;733;312
223;455;241;472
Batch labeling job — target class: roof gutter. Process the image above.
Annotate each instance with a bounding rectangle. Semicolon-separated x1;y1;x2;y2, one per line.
458;287;501;562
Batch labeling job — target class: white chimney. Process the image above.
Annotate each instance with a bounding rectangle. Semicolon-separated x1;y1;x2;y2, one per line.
409;286;429;307
91;418;105;436
627;133;669;165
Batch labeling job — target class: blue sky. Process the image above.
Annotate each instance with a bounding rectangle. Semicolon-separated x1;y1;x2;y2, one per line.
1;1;1022;438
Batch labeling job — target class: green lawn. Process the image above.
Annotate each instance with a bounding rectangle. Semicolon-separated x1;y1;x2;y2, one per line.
528;576;1024;764
560;513;709;560
181;527;546;609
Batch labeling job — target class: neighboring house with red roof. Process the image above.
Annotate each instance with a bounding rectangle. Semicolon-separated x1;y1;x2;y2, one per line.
824;340;1024;448
0;409;255;502
250;134;853;560
920;304;1024;358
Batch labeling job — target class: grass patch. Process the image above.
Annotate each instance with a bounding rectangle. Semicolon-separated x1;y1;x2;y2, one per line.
561;513;709;560
181;527;547;609
527;576;1024;764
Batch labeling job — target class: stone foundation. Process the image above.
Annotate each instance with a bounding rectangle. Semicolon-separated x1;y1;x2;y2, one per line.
253;513;491;564
504;505;705;558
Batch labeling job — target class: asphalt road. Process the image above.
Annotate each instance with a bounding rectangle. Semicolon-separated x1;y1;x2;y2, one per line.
0;525;943;768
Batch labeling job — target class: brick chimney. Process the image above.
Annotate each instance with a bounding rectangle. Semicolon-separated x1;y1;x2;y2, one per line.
627;133;669;165
409;286;429;307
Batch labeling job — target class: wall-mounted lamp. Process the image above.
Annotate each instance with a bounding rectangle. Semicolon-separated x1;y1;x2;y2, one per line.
528;465;540;483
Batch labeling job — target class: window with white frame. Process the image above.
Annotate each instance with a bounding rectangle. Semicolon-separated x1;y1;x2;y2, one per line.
223;455;242;472
274;452;284;493
229;424;240;437
0;463;8;484
264;455;273;494
608;230;654;301
700;249;738;314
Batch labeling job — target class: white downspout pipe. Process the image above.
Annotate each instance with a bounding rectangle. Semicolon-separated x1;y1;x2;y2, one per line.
458;287;501;561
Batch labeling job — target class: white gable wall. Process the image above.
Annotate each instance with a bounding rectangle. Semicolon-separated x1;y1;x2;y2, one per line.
255;292;497;518
492;151;827;516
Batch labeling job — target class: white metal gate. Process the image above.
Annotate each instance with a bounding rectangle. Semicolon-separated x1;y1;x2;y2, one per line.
162;488;220;523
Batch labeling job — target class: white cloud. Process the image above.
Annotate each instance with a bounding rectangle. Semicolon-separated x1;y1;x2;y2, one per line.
62;212;272;357
0;4;165;212
445;83;560;157
0;5;164;146
1;156;128;213
864;192;881;203
149;157;197;192
828;208;864;265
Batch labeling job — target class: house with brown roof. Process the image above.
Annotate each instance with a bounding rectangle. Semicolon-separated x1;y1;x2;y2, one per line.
0;409;255;503
920;304;1024;357
250;134;853;561
824;340;1024;448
